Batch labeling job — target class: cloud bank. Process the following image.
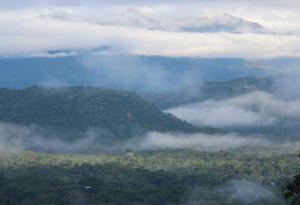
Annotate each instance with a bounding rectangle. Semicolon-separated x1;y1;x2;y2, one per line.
1;121;300;154
166;91;300;128
1;1;300;58
131;132;271;152
0;122;112;154
221;180;282;204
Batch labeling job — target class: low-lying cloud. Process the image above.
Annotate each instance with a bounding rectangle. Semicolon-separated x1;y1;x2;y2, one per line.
79;53;205;92
0;122;273;154
186;179;283;205
166;91;300;128
1;122;299;154
274;68;300;101
0;122;113;154
221;179;283;204
130;132;271;152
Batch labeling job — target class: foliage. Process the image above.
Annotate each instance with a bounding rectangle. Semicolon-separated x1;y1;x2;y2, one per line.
282;153;300;205
0;86;208;143
0;149;297;205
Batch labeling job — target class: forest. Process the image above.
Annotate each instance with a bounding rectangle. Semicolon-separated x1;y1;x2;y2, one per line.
0;147;298;205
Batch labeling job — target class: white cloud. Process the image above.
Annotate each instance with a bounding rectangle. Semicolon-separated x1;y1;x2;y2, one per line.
0;122;115;153
132;132;271;151
0;2;300;58
166;91;300;128
221;180;281;204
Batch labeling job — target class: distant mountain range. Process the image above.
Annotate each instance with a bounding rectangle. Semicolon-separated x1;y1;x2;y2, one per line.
143;77;273;109
142;77;300;139
0;54;296;92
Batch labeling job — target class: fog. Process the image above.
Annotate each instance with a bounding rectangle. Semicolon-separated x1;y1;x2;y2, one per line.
1;122;299;154
134;132;300;152
130;132;271;151
166;66;300;129
185;179;283;205
80;53;201;92
274;68;300;100
0;123;27;155
220;179;283;204
0;122;113;154
166;91;300;128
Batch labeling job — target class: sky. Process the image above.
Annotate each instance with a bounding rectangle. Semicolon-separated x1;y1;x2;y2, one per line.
1;0;300;58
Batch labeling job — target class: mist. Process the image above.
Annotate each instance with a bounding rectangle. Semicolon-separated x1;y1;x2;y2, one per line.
166;91;300;128
221;179;283;204
79;53;203;92
165;65;300;129
0;122;288;154
0;123;28;155
1;119;299;154
129;132;273;152
0;122;120;154
185;179;284;205
273;68;300;100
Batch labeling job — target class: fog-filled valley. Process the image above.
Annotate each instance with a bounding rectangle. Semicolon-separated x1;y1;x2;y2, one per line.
0;72;299;204
1;0;300;205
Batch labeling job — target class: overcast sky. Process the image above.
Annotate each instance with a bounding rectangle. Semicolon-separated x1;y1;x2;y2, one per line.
1;0;300;58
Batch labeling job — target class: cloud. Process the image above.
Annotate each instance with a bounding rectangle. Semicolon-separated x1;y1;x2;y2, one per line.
45;7;270;34
27;51;79;58
166;91;300;128
274;68;300;100
1;0;300;8
0;3;300;58
1;122;270;154
186;179;284;205
130;132;271;152
79;53;206;91
0;123;28;155
221;179;282;204
1;121;299;154
0;122;117;154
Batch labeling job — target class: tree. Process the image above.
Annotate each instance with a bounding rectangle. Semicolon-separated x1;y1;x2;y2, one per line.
283;153;300;205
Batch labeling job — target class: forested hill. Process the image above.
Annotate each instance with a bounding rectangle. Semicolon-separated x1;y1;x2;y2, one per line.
143;77;273;109
0;86;206;142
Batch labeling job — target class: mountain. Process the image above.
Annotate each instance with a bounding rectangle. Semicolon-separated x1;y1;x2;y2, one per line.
143;77;300;139
0;55;280;92
0;86;210;147
143;77;273;109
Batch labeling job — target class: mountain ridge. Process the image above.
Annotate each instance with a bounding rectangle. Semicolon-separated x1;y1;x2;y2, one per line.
0;86;215;147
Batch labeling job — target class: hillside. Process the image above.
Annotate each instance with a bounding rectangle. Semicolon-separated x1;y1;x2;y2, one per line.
143;77;273;109
0;86;207;146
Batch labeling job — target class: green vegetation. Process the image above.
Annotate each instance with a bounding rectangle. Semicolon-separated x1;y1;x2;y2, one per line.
0;148;297;205
282;153;300;205
0;85;298;204
0;86;213;144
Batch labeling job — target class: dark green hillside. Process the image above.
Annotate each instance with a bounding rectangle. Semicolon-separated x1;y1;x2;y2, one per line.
0;86;205;142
